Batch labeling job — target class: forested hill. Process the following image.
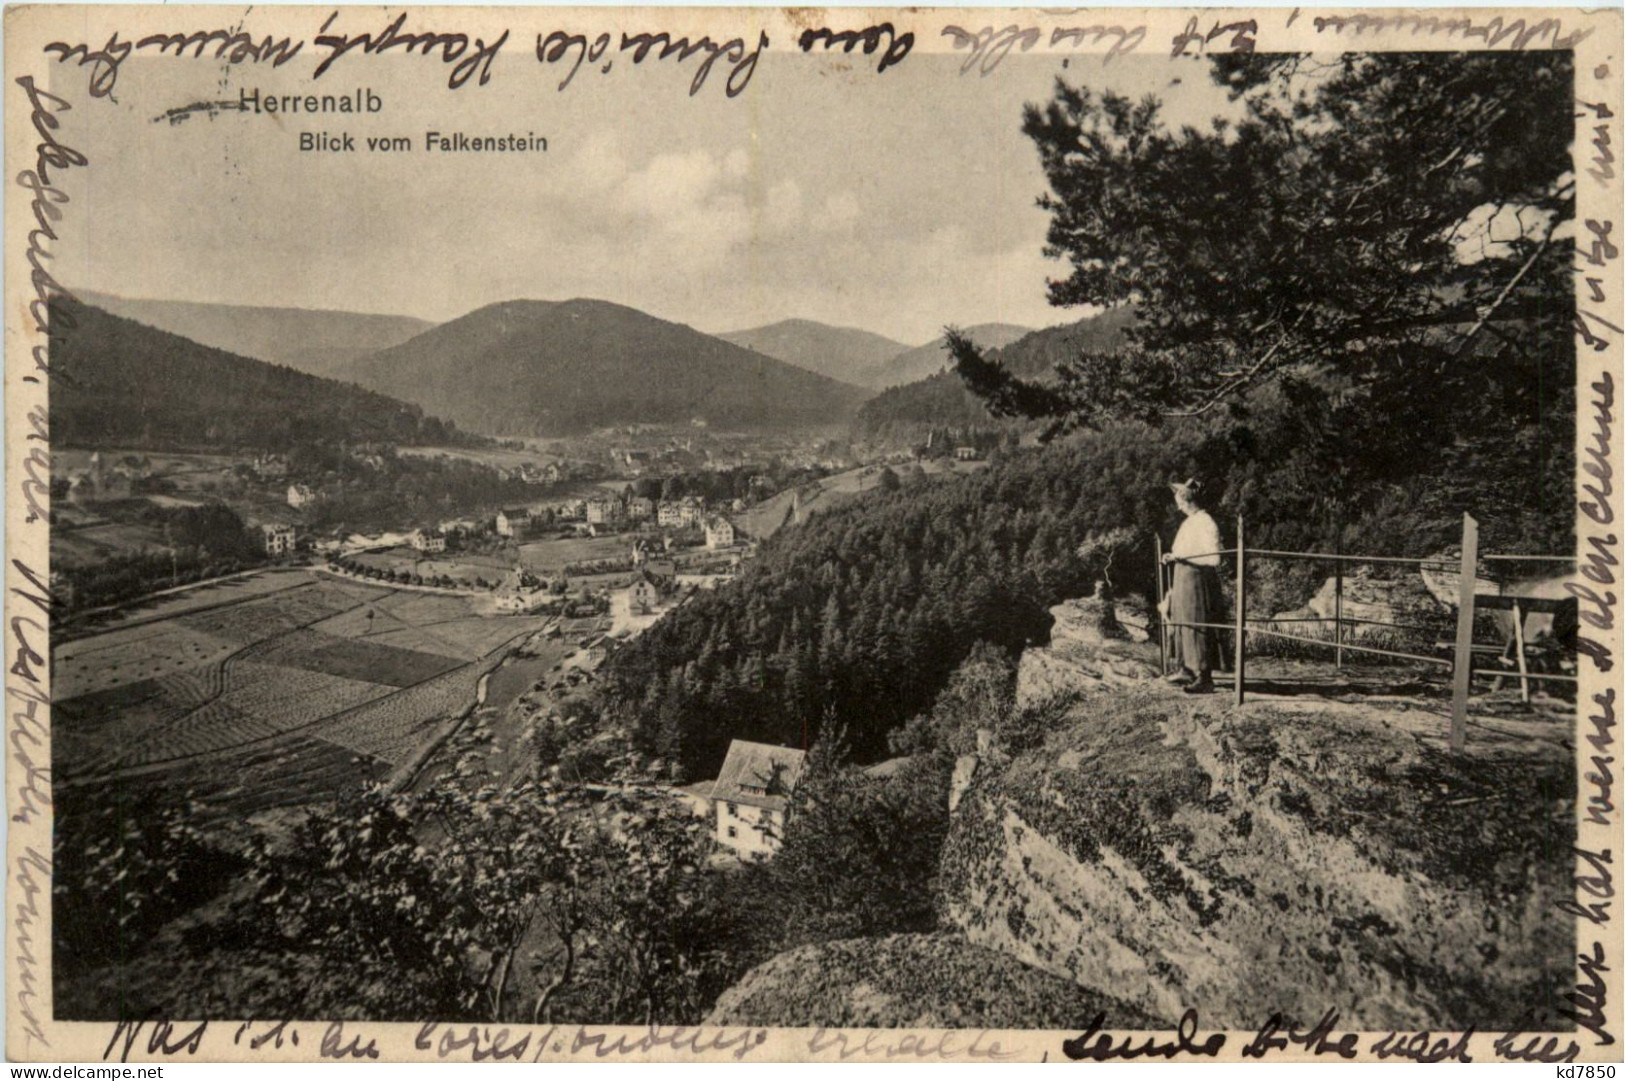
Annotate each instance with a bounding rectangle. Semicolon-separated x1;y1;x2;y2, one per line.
48;301;472;451
342;299;872;437
74;290;433;380
853;308;1136;443
872;323;1034;387
603;424;1201;777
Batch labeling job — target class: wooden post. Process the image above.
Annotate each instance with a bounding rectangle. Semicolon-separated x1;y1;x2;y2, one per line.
1511;598;1530;704
1333;554;1344;669
1154;535;1168;675
1448;513;1479;753
1234;516;1246;707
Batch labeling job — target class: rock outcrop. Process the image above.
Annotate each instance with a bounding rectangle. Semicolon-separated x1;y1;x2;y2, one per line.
1269;566;1448;643
706;933;1160;1029
1016;597;1162;708
937;681;1574;1030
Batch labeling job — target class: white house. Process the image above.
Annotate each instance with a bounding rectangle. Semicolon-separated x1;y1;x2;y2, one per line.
411;528;447;553
286;483;318;508
628;566;674;614
260;523;296;556
703;516;736;550
586;496;624;525
495;507;531;537
710;740;806;859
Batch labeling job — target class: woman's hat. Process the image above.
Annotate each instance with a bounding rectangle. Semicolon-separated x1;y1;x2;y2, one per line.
1169;477;1202;499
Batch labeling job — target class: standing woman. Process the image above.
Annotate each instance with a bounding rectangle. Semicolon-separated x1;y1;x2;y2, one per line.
1162;478;1224;694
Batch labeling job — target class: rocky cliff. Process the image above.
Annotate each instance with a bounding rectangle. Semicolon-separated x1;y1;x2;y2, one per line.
714;595;1576;1031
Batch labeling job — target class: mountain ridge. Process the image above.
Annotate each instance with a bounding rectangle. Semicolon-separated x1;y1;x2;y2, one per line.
716;318;910;388
49;300;471;451
72;289;434;380
341;297;872;437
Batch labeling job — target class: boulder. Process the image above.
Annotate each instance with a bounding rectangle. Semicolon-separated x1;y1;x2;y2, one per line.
1016;599;1162;708
937;682;1573;1031
706;932;1160;1029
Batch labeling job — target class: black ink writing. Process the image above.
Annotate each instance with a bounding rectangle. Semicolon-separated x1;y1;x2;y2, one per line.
1561;940;1614;1048
1063;1010;1225;1061
1494;1015;1579;1062
1579;100;1616;185
1311;13;1593;50
416;1022;530;1061
13;847;51;1054
1370;1028;1473;1062
1584;690;1617;828
1169;16;1257;57
233;1019;300;1050
798;24;912;75
568;1025;768;1060
618;31;767;97
1239;1008;1359;1059
1560;845;1615;927
14;75;83;384
319;1021;379;1059
313;12;508;89
102;1020;208;1063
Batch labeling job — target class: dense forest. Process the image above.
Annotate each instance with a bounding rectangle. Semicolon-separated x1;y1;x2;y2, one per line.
48;301;473;452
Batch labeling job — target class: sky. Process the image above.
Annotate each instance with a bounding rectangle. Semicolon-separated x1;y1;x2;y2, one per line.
55;37;1239;345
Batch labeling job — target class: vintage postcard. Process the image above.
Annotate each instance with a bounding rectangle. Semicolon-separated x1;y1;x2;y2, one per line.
4;3;1621;1064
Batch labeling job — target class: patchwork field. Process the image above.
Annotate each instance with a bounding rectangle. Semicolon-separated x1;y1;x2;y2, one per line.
53;574;553;812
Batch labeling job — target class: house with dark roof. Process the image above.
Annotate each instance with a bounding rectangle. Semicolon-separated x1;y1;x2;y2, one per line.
710;739;806;858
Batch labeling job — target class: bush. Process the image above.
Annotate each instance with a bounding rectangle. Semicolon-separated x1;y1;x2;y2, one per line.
53;789;242;970
744;739;951;947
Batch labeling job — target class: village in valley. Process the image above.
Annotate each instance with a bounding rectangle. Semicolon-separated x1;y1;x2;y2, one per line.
51;415;995;885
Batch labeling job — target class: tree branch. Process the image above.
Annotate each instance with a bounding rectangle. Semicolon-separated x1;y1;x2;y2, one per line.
1452;231;1553;357
1167;310;1310;417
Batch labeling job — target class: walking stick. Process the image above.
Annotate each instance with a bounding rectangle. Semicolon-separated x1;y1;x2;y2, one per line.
1154;535;1168;675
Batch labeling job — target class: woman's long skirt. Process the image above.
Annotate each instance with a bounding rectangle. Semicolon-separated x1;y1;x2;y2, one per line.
1170;563;1226;677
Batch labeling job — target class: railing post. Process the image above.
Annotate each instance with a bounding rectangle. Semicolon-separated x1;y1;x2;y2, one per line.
1333;550;1344;669
1234;516;1246;707
1449;513;1479;753
1511;598;1531;704
1154;534;1168;676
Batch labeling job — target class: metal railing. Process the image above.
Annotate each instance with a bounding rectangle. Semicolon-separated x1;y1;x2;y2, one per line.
1156;513;1579;752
